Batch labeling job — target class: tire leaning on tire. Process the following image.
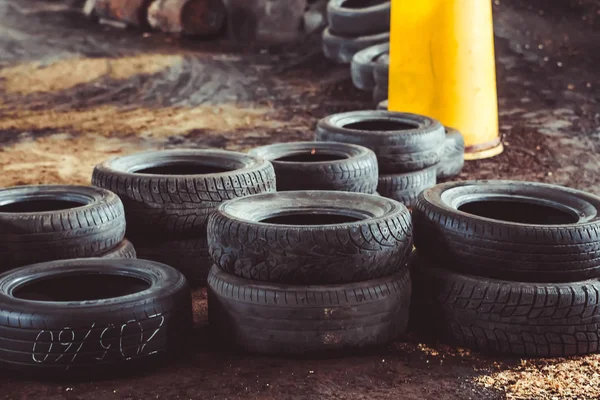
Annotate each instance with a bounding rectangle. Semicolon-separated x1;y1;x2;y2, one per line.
411;255;600;357
437;127;465;181
208;264;411;355
351;42;389;91
0;258;192;376
0;185;126;270
413;180;600;282
316;111;446;173
322;28;390;64
208;191;413;285
100;239;137;259
326;0;390;36
92;149;276;235
248;141;379;193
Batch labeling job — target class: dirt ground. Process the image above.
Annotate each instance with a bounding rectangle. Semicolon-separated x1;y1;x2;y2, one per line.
0;0;599;399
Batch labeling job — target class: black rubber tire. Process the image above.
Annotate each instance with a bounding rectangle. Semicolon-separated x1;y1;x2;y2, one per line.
322;27;390;64
208;264;411;355
411;255;600;357
0;185;126;270
378;166;437;208
326;0;390;36
437;127;465;181
248;141;378;193
208;191;413;285
373;53;389;84
92;149;276;235
130;236;210;287
100;239;137;259
351;42;389;91
316;111;446;173
376;99;388;110
0;258;192;377
413;180;600;282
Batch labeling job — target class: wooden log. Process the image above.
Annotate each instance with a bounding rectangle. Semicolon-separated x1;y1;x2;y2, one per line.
147;0;226;36
93;0;153;28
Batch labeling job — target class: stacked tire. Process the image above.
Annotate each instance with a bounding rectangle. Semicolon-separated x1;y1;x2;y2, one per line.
92;149;276;286
322;0;390;64
316;110;444;207
351;42;389;104
0;185;135;270
207;191;413;354
248;141;378;193
411;180;600;357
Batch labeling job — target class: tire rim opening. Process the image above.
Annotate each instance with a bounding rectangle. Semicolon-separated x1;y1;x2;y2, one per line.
458;200;579;225
133;162;234;175
14;274;151;302
275;151;348;163
341;0;387;9
343;119;418;131
260;212;363;225
0;199;86;213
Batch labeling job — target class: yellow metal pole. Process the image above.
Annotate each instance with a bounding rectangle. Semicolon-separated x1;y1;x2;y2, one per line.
388;0;503;160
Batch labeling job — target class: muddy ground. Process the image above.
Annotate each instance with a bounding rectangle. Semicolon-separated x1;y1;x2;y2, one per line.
0;0;599;399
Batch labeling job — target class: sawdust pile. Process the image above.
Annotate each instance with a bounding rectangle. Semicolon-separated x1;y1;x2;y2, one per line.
0;54;182;94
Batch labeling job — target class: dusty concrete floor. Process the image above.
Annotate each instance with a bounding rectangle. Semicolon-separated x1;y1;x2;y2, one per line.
0;0;599;399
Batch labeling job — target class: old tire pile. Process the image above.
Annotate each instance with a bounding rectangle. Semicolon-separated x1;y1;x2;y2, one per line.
322;0;390;64
0;185;135;270
92;149;276;286
248;141;378;193
0;258;192;376
411;180;600;357
351;42;389;106
316;110;446;207
207;191;413;354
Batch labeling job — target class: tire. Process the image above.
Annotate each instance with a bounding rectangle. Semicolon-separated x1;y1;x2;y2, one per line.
208;264;411;355
373;53;389;84
327;0;390;36
248;141;378;193
413;180;600;282
411;255;600;357
437;127;465;181
130;235;210;287
100;239;137;259
0;185;126;270
351;42;389;91
378;166;437;208
315;111;446;173
372;83;388;104
376;99;388;110
208;191;413;285
0;258;192;376
322;28;390;64
92;149;276;235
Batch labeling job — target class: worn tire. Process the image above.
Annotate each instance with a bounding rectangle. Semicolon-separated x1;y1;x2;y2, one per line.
378;166;437;208
373;83;388;104
130;236;210;286
316;111;446;173
327;0;390;36
0;258;192;376
0;185;126;270
414;180;600;282
411;256;600;357
208;264;411;354
373;53;389;84
100;239;137;259
437;127;465;181
248;141;378;193
92;149;276;235
351;42;389;91
322;27;390;64
208;191;412;285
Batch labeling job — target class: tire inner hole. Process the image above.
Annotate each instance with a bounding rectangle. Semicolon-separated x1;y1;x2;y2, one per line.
458;200;578;225
275;152;348;162
261;213;362;225
14;274;151;302
0;199;85;213
341;0;387;8
134;163;233;175
343;119;418;131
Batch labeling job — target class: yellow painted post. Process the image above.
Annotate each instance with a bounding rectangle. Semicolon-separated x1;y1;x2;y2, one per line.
388;0;503;160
